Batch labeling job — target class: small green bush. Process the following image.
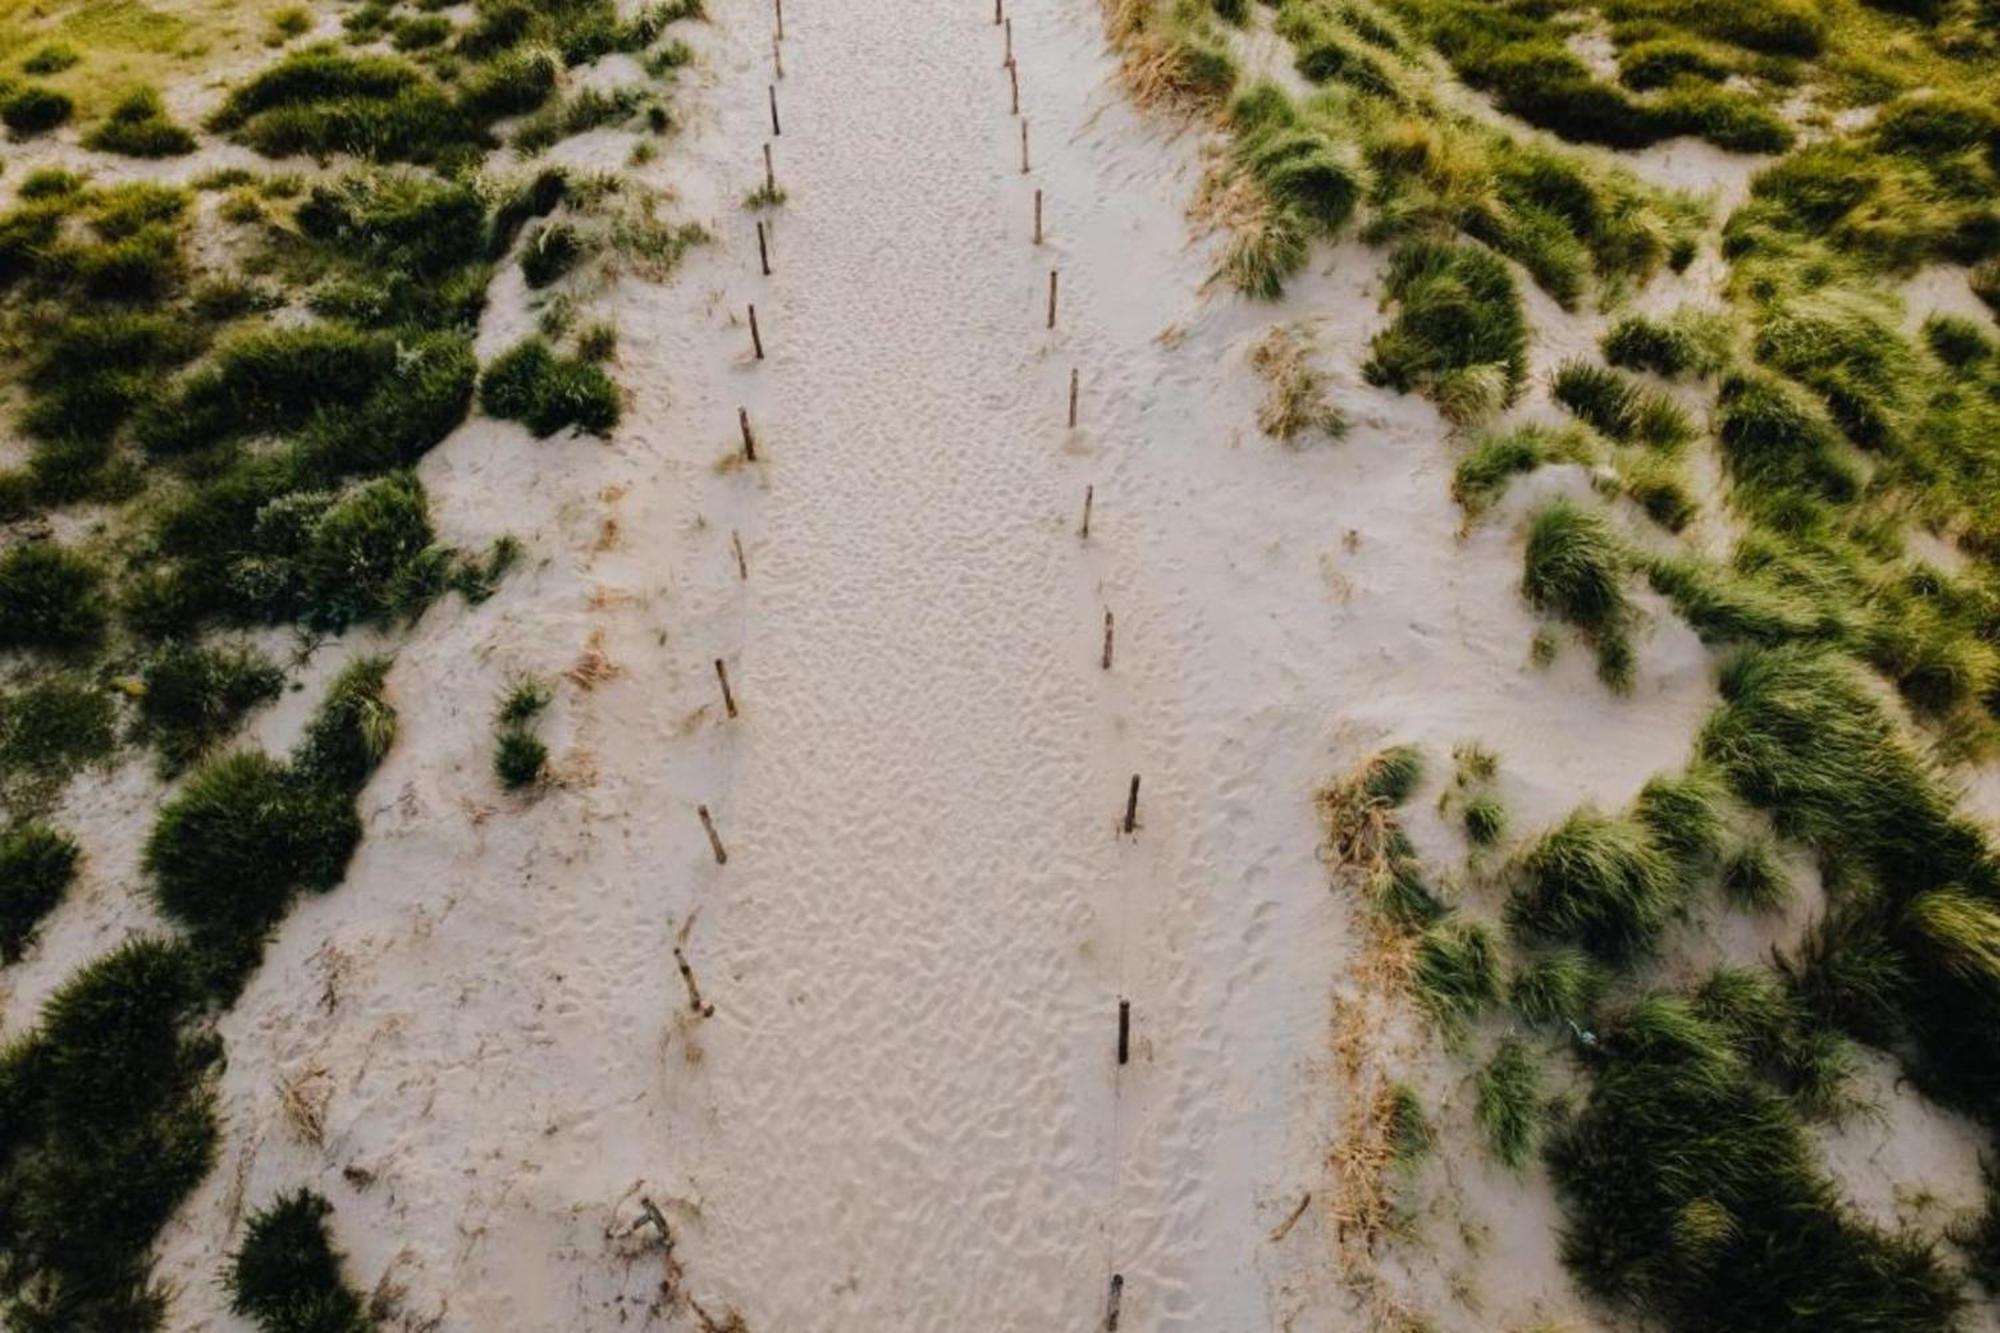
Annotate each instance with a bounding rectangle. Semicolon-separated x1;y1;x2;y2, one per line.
0;678;117;779
1511;808;1682;961
132;642;286;775
1477;1037;1543;1168
227;1188;372;1333
481;336;620;437
1523;500;1635;689
1363;240;1528;421
82;88;197;157
1602;307;1733;379
1412;918;1499;1030
0;542;107;652
521;220;586;287
2;85;74;135
209;50;474;164
1464;793;1507;846
494;727;547;789
1510;948;1603;1025
0;824;80;962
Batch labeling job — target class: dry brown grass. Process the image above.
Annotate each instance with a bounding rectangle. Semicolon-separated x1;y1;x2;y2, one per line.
1251;324;1347;443
567;629;622;689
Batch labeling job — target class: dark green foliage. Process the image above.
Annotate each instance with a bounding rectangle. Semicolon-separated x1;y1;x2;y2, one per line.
494;728;547;789
22;311;204;450
0;937;219;1330
1547;995;1959;1333
1412;918;1499;1030
1633;766;1726;881
1617;38;1732;90
1551;360;1695;450
1522;500;1635;689
295;172;487;282
209;49;475;164
134;323;397;455
1477;1037;1543;1168
21;45;79;75
0;678;116;781
1361;743;1423;805
393;15;453;50
1452;421;1595;516
82;89;196;158
488;168;568;260
17;168;84;201
1715;370;1859;506
520;220;586;287
289;473;444;632
132;642;285;775
497;676;550;725
1602;307;1732;379
227;1189;372;1333
1510;948;1604;1025
1511;808;1683;961
481;336;621;437
456;48;560;120
1;85;73;135
1386;1083;1433;1165
1363;240;1528;416
1721;837;1794;913
1464;793;1506;846
1644;553;1842;646
0;543;107;652
1923;314;1993;370
1236;120;1367;236
0;825;79;962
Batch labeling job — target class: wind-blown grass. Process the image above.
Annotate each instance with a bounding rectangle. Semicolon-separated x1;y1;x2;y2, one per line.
1522;499;1635;689
1363;239;1528;424
1509;807;1684;962
1477;1037;1544;1168
0;824;79;963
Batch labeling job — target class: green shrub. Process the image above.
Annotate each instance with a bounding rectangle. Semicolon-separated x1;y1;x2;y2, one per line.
18;167;84;200
1602;308;1733;379
1510;948;1604;1025
1363;240;1528;419
1715;370;1859;505
1523;500;1635;689
480;336;621;437
456;47;560;119
2;85;73;134
1644;554;1841;646
1452;421;1596;516
0;824;79;962
1238;123;1368;235
1511;808;1682;961
227;1189;372;1333
24;311;204;444
1412;918;1499;1030
494;727;547;789
1923;314;1993;369
132;642;286;775
1477;1037;1544;1168
287;473;443;631
0;678;116;782
521;220;586;287
0;542;106;652
1633;767;1727;882
209;49;474;164
1548;995;1959;1333
134;323;397;455
1552;360;1694;449
393;15;453;50
82;88;196;157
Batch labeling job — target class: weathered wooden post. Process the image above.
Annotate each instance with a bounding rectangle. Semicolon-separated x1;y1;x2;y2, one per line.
731;530;749;580
1105;1273;1125;1330
1068;367;1079;427
1117;999;1131;1063
697;805;728;864
1080;484;1093;539
738;407;758;461
769;84;781;136
757;220;771;276
1047;270;1059;329
1034;188;1043;245
1123;774;1140;833
1102;610;1114;670
748;305;765;360
715;658;738;718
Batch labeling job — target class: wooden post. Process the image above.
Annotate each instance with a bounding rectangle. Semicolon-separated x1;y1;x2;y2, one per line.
748;305;765;360
1105;1274;1125;1331
1102;610;1114;670
1034;188;1043;244
1004;16;1012;64
1009;60;1019;115
1021;119;1030;173
769;85;781;136
715;658;738;719
1047;270;1058;329
738;407;757;461
697;805;728;865
1123;774;1140;833
1117;1000;1131;1064
731;529;748;580
764;142;775;194
757;220;771;276
673;946;714;1016
774;0;784;40
1080;484;1093;539
994;0;1002;24
773;35;783;79
1068;367;1079;427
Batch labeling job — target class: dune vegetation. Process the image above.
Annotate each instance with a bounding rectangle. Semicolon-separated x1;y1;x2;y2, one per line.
0;0;707;1326
1098;0;2000;1326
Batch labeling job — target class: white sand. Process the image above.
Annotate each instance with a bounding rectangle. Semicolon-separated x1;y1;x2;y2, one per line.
56;3;1968;1331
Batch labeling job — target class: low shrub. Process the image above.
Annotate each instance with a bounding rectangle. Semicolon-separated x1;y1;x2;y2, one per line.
494;728;547;789
0;824;80;962
520;220;586;287
0;542;107;652
82;89;197;157
132;642;286;775
1510;807;1683;961
480;336;620;436
1510;948;1604;1025
2;85;73;135
0;678;117;780
227;1189;372;1333
1452;421;1596;516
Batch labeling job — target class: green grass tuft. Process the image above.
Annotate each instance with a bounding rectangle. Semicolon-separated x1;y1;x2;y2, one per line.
1477;1037;1544;1168
1363;240;1528;424
227;1188;372;1333
1510;807;1683;962
1522;499;1635;690
481;336;620;437
0;824;80;963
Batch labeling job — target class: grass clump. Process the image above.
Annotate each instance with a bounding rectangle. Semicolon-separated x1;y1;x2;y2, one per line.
1477;1037;1544;1168
1714;370;1859;511
1602;307;1733;379
1720;837;1794;913
1464;793;1507;846
131;642;286;776
520;220;588;288
493;675;551;790
0;678;116;790
1412;917;1499;1032
1509;807;1683;962
1547;994;1960;1333
0;824;80;963
1363;239;1528;425
226;1188;372;1333
1522;499;1635;690
0;542;107;653
480;336;620;437
208;48;473;165
0;936;220;1330
82;88;195;157
1451;421;1596;518
1510;948;1604;1026
2;85;73;135
1551;360;1695;450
